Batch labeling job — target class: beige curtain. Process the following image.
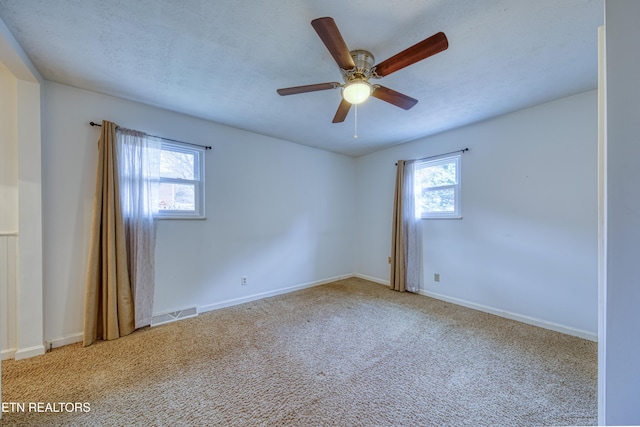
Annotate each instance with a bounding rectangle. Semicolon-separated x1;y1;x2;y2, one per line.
83;121;135;346
390;160;422;292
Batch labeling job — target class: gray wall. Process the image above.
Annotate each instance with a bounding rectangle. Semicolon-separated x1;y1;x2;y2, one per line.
603;0;640;424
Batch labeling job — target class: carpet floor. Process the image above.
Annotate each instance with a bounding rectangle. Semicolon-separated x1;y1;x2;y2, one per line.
1;277;597;426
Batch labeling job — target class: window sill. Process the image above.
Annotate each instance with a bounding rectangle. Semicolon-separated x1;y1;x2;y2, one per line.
155;215;207;221
421;216;462;220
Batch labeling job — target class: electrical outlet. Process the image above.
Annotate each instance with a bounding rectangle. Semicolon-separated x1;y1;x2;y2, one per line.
434;273;440;282
241;276;248;286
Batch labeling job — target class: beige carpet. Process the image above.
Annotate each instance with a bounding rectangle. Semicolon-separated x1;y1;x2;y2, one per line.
1;278;597;426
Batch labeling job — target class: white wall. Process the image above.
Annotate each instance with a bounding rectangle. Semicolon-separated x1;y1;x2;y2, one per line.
355;90;598;338
14;78;44;360
0;61;18;362
602;1;640;424
0;64;18;233
1;19;45;416
41;82;356;344
0;66;18;358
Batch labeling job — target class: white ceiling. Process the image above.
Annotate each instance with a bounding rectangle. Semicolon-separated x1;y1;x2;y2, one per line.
0;0;603;157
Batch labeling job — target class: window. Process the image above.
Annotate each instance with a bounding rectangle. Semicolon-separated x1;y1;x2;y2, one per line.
414;154;461;219
155;141;205;219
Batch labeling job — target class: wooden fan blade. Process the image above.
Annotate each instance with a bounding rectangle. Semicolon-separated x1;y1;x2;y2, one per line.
373;32;448;77
277;82;340;96
332;99;352;123
371;86;418;110
311;17;356;70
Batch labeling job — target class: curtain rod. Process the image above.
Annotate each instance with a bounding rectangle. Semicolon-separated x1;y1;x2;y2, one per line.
89;122;212;150
396;148;469;165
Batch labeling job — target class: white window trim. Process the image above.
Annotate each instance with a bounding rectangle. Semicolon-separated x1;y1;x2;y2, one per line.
415;154;462;220
154;141;206;220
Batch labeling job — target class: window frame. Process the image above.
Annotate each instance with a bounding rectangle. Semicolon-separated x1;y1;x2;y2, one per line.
154;140;206;220
414;154;462;220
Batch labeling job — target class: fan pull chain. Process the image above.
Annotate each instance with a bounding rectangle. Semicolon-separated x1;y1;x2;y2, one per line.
354;103;358;139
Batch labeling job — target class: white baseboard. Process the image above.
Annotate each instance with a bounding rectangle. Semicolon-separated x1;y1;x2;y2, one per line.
46;333;84;350
418;289;598;342
14;344;46;360
198;274;352;314
351;273;597;341
354;273;389;286
33;276;356;347
2;334;84;360
1;347;16;360
13;274;594;362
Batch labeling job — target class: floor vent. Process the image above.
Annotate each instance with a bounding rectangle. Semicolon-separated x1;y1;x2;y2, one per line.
151;307;198;326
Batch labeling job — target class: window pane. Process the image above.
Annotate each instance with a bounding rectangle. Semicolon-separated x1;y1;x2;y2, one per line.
158;183;195;211
421;188;455;213
160;150;195;180
417;162;457;188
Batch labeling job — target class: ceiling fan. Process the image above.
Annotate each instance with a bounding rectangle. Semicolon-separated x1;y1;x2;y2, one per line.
277;17;448;123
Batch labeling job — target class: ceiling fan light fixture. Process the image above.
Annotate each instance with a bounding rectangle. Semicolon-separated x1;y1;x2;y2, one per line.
277;17;448;123
342;79;372;105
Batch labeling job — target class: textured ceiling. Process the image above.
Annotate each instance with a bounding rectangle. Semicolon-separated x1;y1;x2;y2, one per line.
0;0;603;157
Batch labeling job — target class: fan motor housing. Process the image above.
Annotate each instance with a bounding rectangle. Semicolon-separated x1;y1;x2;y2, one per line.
342;49;375;81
